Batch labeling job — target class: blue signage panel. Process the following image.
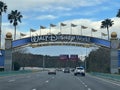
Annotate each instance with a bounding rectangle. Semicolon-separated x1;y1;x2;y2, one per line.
0;50;5;67
12;37;31;48
12;34;110;48
90;37;110;48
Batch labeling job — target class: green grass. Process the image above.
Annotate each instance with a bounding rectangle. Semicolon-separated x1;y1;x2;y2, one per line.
0;70;32;77
90;72;120;82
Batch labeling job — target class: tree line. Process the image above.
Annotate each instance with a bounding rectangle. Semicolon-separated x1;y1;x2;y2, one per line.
86;47;110;73
12;48;83;70
12;47;110;73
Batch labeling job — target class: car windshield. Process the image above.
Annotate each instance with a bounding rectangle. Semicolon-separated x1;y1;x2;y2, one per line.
77;67;84;70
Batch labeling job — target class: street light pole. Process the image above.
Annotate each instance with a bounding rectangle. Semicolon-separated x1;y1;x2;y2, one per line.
43;55;45;70
84;56;87;71
85;47;87;70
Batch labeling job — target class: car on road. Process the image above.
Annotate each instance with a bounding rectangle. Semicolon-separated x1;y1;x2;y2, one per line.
48;69;56;75
64;68;70;73
74;67;85;76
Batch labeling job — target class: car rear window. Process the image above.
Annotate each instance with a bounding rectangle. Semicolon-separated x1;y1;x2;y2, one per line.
76;67;84;70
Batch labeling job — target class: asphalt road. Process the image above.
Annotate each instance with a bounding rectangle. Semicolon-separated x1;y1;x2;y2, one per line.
0;71;120;90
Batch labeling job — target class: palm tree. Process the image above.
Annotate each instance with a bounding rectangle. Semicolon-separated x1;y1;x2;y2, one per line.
0;1;7;48
116;9;120;17
8;10;23;40
101;18;114;40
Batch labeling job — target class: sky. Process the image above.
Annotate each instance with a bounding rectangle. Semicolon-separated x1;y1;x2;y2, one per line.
1;0;120;57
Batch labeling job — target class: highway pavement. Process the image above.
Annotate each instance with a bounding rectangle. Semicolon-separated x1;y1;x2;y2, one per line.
0;71;120;90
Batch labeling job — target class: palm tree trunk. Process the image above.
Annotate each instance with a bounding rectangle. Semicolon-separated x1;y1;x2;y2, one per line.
0;15;2;48
107;27;109;40
14;26;16;40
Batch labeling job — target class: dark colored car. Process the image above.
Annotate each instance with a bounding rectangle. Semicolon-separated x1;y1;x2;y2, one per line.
64;68;70;73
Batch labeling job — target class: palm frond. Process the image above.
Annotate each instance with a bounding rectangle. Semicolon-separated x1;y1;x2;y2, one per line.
101;19;114;28
10;20;13;23
0;1;7;14
8;10;23;40
100;18;114;40
4;5;7;12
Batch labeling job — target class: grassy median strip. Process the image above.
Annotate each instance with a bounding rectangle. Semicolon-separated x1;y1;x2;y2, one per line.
0;70;33;77
89;72;120;82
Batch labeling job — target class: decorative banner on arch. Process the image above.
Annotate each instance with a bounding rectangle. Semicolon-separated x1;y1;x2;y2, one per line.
70;54;78;61
12;34;110;48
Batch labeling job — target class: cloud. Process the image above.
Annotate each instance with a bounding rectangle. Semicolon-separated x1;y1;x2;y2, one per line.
4;0;107;12
2;22;10;26
2;17;120;40
110;17;120;36
59;10;98;17
3;0;112;22
1;27;14;49
38;18;119;39
36;15;58;20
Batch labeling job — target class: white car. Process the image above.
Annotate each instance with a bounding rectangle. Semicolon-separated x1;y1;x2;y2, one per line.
74;67;85;76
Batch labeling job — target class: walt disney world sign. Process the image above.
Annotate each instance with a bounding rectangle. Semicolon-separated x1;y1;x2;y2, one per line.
31;34;91;43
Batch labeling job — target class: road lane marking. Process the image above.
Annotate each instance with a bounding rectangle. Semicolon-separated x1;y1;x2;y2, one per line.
88;88;91;90
75;77;92;90
32;89;36;90
85;85;87;87
52;77;55;79
45;80;49;83
82;82;85;85
8;79;15;82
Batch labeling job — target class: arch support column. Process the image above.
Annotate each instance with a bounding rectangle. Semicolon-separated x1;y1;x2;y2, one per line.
110;32;119;73
4;32;12;71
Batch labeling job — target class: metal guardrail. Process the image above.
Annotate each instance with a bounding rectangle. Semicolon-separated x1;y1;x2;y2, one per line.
90;72;120;82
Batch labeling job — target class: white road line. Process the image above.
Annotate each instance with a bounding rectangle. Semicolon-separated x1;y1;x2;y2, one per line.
8;79;15;82
75;77;92;90
45;80;49;83
88;88;91;90
82;82;85;85
85;85;88;87
32;89;36;90
52;77;55;79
